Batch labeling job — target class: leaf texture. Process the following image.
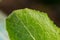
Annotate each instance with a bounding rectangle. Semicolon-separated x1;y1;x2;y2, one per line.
6;8;60;40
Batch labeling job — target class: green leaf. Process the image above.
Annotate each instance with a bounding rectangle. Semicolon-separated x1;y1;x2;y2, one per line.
6;8;60;40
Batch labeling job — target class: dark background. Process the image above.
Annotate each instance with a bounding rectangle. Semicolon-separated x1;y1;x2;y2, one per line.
0;0;60;27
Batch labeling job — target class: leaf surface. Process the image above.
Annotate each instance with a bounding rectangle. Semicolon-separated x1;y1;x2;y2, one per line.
6;8;60;40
